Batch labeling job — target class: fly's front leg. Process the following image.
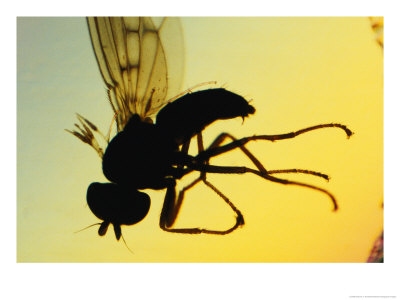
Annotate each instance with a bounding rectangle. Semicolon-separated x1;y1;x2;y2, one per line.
197;133;245;234
159;177;202;232
201;178;245;234
159;176;243;235
159;133;245;235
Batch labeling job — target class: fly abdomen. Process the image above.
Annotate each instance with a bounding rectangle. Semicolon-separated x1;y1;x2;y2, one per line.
156;88;255;145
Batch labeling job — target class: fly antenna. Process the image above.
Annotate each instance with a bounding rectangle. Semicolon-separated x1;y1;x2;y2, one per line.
74;223;102;234
121;232;135;254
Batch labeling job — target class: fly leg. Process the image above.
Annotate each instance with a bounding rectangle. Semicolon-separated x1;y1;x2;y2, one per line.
159;134;244;235
159;174;244;235
190;163;339;211
197;123;353;164
177;140;191;169
197;133;245;233
199;132;330;181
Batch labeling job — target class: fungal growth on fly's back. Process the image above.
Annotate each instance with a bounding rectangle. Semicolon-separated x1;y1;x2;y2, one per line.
67;17;353;246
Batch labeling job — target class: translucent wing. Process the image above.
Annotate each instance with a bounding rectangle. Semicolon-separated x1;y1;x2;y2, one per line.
87;17;184;131
369;17;383;49
67;17;184;158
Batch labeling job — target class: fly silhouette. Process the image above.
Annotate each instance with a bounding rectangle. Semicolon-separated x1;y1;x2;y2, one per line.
68;17;353;243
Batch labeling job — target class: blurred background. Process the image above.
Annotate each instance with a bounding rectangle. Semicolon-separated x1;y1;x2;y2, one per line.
17;17;383;262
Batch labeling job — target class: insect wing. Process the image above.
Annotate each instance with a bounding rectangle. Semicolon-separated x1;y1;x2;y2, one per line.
87;17;184;130
369;17;383;48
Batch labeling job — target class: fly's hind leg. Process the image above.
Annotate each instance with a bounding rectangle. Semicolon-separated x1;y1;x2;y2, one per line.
193;131;345;211
200;132;331;181
197;123;353;165
190;163;339;211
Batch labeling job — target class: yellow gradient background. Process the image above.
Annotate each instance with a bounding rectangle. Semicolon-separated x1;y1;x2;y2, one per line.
17;17;383;262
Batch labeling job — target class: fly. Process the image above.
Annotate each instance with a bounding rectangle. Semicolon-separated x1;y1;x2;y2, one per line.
68;17;353;245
